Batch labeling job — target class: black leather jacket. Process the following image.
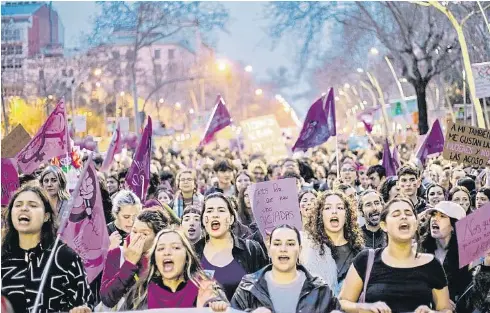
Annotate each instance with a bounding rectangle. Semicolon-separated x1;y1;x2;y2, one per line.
231;264;341;313
194;234;268;274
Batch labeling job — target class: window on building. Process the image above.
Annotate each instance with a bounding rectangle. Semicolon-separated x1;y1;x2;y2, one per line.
154;49;161;59
112;50;120;59
68;69;74;76
168;49;175;60
39;70;45;80
13;58;22;68
62;69;67;76
7;46;14;55
168;63;176;76
1;46;6;54
14;45;22;55
126;49;134;60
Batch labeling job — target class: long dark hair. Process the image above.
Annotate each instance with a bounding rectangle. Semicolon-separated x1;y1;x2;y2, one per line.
234;170;253;196
237;187;253;226
307;190;364;257
2;185;57;256
420;215;459;271
200;193;237;231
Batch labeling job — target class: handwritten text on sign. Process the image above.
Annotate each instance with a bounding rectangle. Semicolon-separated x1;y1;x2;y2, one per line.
442;122;490;166
248;178;302;238
456;203;490;268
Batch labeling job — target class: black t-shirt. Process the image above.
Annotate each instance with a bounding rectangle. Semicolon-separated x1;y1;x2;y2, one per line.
353;249;447;313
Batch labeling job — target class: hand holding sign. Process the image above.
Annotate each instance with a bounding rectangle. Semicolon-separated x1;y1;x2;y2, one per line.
456;203;490;268
248;178;303;238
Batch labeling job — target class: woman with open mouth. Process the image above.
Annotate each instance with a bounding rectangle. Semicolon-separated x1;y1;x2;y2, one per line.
420;201;472;313
194;193;268;300
100;209;169;310
231;224;342;313
303;190;364;295
1;185;93;313
39;165;70;224
339;198;452;313
123;229;229;311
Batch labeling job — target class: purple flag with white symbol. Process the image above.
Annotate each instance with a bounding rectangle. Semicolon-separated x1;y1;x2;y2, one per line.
126;117;152;200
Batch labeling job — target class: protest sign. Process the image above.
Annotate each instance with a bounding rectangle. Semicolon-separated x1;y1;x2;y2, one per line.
472;62;490;98
442;121;490;166
1;158;20;206
1;124;31;158
456;203;490;268
248;178;302;238
241;115;288;160
73;115;87;132
119;117;130;134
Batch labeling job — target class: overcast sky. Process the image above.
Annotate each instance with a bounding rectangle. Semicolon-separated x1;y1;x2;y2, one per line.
53;1;313;116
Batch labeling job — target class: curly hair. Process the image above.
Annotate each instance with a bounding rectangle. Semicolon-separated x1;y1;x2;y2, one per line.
306;190;364;258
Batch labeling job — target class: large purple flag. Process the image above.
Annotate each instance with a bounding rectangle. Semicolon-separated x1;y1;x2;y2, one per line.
393;144;401;169
59;157;110;283
382;139;398;177
100;122;123;172
292;88;336;152
416;119;445;165
16;99;70;174
199;96;232;147
126;117;152;200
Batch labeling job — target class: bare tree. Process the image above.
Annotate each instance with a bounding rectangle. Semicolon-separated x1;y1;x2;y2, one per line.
89;1;229;132
266;1;472;134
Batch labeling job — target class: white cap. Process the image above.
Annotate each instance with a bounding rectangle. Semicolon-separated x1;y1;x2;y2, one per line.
426;201;466;220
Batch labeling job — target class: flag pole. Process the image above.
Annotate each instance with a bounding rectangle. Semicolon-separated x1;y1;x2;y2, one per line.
32;153;93;313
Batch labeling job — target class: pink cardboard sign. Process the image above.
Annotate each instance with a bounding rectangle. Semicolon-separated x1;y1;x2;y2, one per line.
456;203;490;268
248;178;303;238
1;158;20;206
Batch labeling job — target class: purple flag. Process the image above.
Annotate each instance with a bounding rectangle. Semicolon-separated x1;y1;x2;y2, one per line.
1;158;19;206
16;99;70;174
382;139;398;177
393;144;401;168
292;88;336;152
126;117;152;200
416;119;445;165
357;107;378;134
199;96;232;147
59;158;110;283
100;122;123;172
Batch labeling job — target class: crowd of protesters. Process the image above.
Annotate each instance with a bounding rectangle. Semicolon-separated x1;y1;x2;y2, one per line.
2;138;490;313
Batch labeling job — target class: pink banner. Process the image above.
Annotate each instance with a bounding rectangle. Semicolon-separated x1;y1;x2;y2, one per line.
1;158;19;206
456;203;490;268
126;116;152;200
100;122;123;172
60;159;110;283
199;96;232;147
16;99;69;174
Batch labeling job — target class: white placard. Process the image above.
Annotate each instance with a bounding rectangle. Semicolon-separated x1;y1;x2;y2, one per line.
73;115;87;132
119;117;130;134
472;62;490;98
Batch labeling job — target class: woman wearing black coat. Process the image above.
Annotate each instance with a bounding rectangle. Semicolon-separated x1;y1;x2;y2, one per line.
231;225;340;313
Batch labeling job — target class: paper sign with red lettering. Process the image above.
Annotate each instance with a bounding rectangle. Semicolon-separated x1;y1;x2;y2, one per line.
456;203;490;268
248;178;302;238
1;158;19;206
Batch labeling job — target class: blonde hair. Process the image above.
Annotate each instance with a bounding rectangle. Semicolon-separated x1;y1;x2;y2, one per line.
129;229;211;309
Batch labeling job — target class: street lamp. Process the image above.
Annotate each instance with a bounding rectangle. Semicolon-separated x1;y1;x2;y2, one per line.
217;60;227;71
175;102;181;109
255;89;263;96
370;47;379;55
48;95;53;100
344;83;350;89
95;82;101;88
120;91;125;96
159;98;164;104
357;68;364;73
94;68;102;76
245;65;253;72
189;108;194;114
399;78;408;83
